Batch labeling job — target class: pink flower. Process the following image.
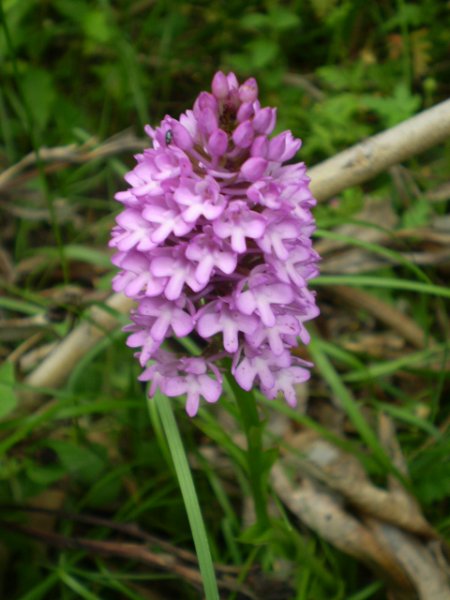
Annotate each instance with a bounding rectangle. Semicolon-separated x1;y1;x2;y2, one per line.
196;300;259;353
233;347;291;392
212;201;266;253
151;249;204;300
125;296;194;365
235;268;294;327
111;251;166;298
173;176;225;222
163;358;222;417
185;232;237;285
111;71;320;415
257;212;302;260
261;363;312;407
245;314;300;356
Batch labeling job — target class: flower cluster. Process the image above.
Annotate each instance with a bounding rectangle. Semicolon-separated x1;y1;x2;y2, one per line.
111;71;319;416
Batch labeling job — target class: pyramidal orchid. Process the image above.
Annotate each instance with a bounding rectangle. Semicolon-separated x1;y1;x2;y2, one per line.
111;71;319;416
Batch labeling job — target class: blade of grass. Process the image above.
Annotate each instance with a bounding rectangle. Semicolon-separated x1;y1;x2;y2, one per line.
0;296;42;315
313;338;366;370
38;244;112;268
343;343;447;382
347;580;384;600
309;335;399;476
312;275;450;298
374;402;440;438
315;228;430;283
0;402;62;456
16;574;59;600
257;393;367;459
153;392;219;600
58;571;99;600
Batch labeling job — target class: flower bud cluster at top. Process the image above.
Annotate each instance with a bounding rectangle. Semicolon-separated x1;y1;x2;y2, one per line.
110;71;319;416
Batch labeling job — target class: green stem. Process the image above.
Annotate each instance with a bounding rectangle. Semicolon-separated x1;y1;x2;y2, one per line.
227;376;270;530
152;393;219;600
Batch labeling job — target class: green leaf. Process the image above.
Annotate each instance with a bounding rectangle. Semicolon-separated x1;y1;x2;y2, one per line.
38;244;112;268
0;361;18;419
26;461;66;485
239;521;273;544
44;440;105;483
331;187;364;218
269;7;301;30
309;0;338;19
58;571;100;600
153;393;219;600
343;344;447;383
309;336;398;475
362;84;421;128
240;13;268;30
383;4;423;30
247;39;278;69
21;68;56;131
402;199;431;228
82;9;113;44
410;435;450;503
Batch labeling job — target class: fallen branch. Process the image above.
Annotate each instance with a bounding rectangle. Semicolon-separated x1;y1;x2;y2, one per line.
0;520;257;598
330;286;432;349
21;294;134;409
0;132;147;191
271;428;450;600
308;98;450;202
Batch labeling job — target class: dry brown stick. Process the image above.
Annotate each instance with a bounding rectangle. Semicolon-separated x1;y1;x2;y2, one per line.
271;468;415;593
0;133;147;191
19;100;450;403
22;294;134;409
0;504;241;573
282;434;435;537
308;98;450;202
272;452;450;599
330;286;432;349
0;520;256;598
368;521;450;600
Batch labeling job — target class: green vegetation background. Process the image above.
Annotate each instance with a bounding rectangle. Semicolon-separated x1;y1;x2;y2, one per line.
1;1;449;599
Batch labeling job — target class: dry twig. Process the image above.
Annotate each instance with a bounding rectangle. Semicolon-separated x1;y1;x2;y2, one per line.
271;430;450;600
0;505;258;598
308;98;450;202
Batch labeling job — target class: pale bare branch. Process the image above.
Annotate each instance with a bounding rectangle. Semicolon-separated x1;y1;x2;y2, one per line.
308;98;450;202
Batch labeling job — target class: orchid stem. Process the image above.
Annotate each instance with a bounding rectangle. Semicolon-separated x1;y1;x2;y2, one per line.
228;375;270;530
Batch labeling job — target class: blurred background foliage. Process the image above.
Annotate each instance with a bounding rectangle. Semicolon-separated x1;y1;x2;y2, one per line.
1;1;449;599
2;0;449;159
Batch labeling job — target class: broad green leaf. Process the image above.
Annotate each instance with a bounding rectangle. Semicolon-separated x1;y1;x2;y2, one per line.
21;68;56;131
44;439;105;483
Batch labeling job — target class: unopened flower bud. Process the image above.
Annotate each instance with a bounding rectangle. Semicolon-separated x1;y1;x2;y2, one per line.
240;157;268;181
232;120;254;148
212;71;229;99
239;78;258;103
253;107;276;134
